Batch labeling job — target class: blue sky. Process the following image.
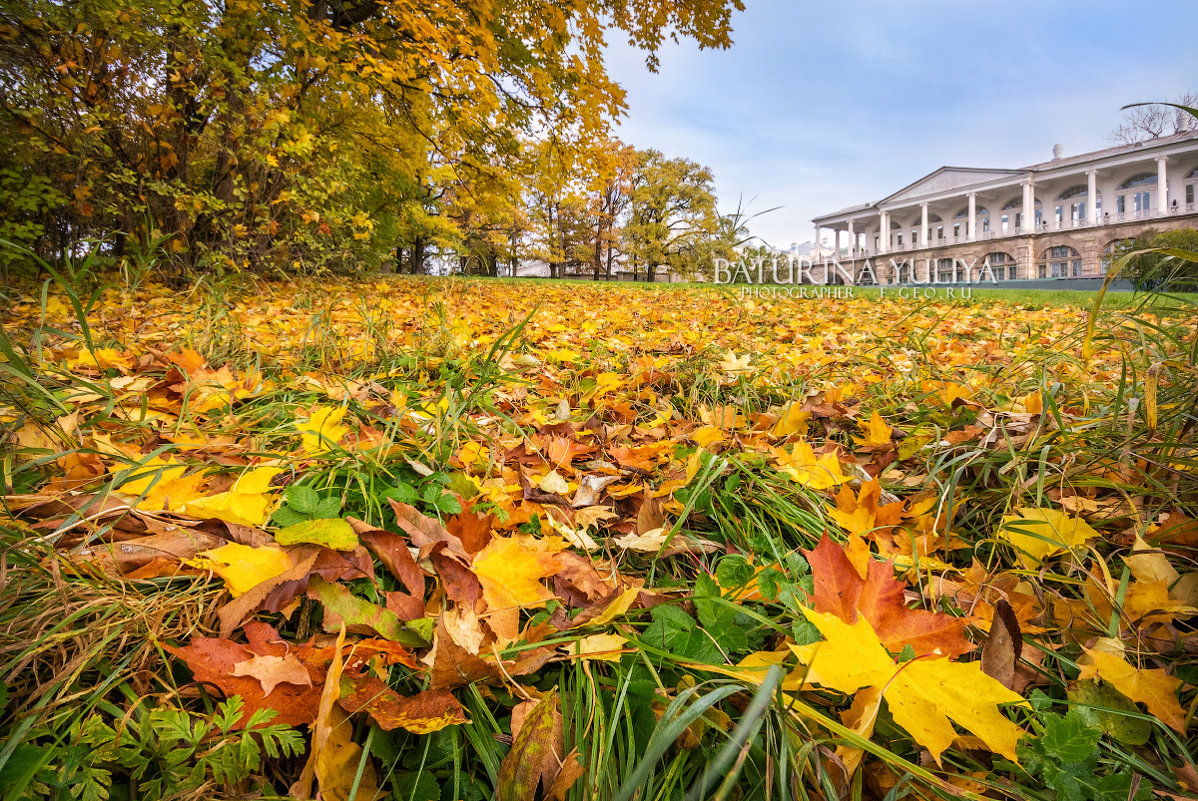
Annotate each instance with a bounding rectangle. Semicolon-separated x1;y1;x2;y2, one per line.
604;0;1198;248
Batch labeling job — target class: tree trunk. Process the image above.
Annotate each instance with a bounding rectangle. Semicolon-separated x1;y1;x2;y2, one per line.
593;223;603;281
411;238;425;274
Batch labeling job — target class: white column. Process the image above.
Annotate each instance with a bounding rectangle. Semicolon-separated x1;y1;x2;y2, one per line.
846;219;855;255
814;225;821;256
878;210;889;254
1087;170;1098;225
967;193;977;241
1157;156;1169;215
920;203;929;248
1022;181;1033;234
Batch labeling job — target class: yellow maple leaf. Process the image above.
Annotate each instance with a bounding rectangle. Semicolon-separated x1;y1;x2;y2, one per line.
113;456;207;512
1078;645;1186;732
190;542;293;596
718;351;752;377
179;466;283;527
297;406;350;454
999;508;1098;568
853;410;893;448
570;633;628;662
471;534;567;611
774;442;851;490
771;404;810;438
790;609;1026;763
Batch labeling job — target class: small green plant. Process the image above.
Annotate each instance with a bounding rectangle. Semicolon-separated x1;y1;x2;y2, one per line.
383;475;462;516
1013;705;1154;801
24;697;304;801
273;482;342;527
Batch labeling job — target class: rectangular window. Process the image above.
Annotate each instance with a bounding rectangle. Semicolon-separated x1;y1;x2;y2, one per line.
1001;213;1009;233
1188;185;1195;204
1117;195;1126;213
1015;212;1022;229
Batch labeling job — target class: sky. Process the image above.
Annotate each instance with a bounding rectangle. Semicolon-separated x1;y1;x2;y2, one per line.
603;0;1198;249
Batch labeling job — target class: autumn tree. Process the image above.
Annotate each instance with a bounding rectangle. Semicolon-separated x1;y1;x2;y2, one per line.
0;0;745;274
624;149;720;281
587;141;638;280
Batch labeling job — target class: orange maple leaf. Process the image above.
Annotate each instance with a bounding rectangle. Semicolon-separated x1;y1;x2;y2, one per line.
804;534;975;658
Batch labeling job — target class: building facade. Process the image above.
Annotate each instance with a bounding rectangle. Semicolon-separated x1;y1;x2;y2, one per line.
811;131;1198;284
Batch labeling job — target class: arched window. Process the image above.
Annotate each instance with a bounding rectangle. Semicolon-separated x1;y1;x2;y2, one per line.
1117;173;1157;190
1038;245;1082;279
1000;196;1039;233
936;257;956;282
1116;173;1157;217
1055;185;1096;225
1056;185;1087;200
951;205;989;239
982;251;1017;281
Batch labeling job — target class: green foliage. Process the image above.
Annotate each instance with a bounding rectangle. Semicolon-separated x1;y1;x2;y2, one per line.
272;482;342;527
624;149;720;281
20;697;303;801
382;476;462;517
1015;707;1154;801
0;0;741;276
641;604;723;664
1116;227;1198;291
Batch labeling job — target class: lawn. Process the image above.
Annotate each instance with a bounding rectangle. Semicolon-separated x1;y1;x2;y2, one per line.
1;272;1195;800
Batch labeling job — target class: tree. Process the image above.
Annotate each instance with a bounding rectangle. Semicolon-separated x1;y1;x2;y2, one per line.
1116;227;1198;291
1109;92;1198;144
0;0;745;274
587;141;637;280
624;149;719;282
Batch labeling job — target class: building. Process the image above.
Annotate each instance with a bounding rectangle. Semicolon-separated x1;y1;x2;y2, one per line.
811;131;1198;285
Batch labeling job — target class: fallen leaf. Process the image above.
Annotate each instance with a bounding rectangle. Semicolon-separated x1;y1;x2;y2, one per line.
167;634;322;727
791;609;1026;763
351;518;424;596
232;653;314;696
774;442;851;490
339;676;467;734
276;518;359;551
1078;645;1186;732
497;692;565;801
190;542;294;597
471;534;567;612
179;466;283;527
980;599;1021;690
308;576;424;646
804;535;974;658
999;508;1097;568
291;627;379;801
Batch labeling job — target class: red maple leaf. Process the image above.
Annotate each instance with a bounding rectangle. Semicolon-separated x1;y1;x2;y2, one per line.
803;534;975;658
